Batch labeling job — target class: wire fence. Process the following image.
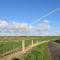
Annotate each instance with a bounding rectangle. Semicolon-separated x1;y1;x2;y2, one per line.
0;39;40;57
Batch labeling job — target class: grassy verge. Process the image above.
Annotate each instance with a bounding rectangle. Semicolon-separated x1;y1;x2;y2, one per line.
0;36;60;54
0;41;22;54
25;43;50;60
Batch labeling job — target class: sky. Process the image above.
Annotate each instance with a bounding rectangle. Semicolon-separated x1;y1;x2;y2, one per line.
0;0;60;36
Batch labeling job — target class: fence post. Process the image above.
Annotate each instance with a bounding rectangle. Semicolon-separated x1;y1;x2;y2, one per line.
32;40;34;46
22;40;25;52
37;40;39;44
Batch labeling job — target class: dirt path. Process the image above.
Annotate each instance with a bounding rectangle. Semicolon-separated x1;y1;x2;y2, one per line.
48;41;60;60
0;40;49;60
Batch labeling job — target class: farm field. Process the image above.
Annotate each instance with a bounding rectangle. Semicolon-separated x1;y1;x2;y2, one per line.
0;36;60;60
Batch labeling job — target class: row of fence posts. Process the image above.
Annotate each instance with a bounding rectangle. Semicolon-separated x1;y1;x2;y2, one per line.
22;40;39;52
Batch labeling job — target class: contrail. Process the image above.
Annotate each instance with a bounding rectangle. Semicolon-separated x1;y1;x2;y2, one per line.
32;8;60;25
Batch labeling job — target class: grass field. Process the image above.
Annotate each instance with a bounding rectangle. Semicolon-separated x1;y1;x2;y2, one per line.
25;43;49;60
25;36;60;60
0;41;22;54
0;36;60;58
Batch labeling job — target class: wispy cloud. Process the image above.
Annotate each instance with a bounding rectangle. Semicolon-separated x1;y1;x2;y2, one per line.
32;8;60;24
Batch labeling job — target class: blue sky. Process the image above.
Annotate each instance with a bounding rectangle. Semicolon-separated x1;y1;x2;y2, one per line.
0;0;60;36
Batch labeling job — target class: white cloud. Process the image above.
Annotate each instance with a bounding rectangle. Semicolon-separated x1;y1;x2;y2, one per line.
0;20;8;29
0;19;59;36
15;23;32;32
36;20;50;32
0;20;33;32
43;20;49;23
0;20;8;32
47;31;60;36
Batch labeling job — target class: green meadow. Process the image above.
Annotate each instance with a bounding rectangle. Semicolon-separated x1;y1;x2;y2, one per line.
25;43;49;60
0;36;60;60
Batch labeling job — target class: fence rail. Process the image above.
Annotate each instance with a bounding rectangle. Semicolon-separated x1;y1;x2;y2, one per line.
0;40;49;60
0;40;49;57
